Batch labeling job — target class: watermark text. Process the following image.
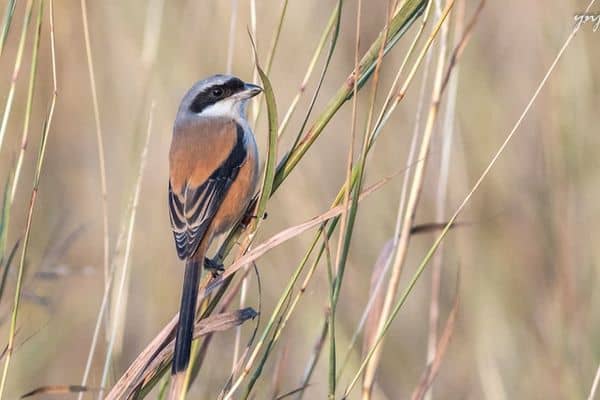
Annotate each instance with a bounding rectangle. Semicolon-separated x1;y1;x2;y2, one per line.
574;13;600;31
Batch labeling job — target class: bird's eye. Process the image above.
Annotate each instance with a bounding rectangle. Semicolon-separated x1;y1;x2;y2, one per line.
211;88;224;97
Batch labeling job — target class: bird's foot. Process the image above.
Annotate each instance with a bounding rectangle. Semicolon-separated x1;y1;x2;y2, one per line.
204;257;224;278
241;197;268;229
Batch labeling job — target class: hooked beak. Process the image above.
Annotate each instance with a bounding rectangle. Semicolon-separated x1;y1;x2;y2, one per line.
240;83;263;99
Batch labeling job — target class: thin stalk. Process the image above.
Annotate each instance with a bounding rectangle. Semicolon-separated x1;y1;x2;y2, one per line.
425;2;464;399
252;0;290;124
80;0;110;286
0;173;10;262
231;274;250;373
9;0;44;204
325;229;336;400
0;0;35;153
334;0;361;286
0;0;16;56
286;0;342;155
249;0;258;123
278;6;338;138
329;0;362;396
0;1;55;395
225;0;239;74
370;0;433;145
588;362;600;400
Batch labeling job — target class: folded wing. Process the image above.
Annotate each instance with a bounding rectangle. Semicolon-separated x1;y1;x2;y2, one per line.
169;124;247;259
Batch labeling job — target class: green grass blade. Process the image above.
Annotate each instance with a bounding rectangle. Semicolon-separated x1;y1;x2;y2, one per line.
0;239;19;305
0;0;16;57
278;5;338;138
0;0;36;153
287;0;342;154
9;0;44;205
0;174;11;261
249;34;279;223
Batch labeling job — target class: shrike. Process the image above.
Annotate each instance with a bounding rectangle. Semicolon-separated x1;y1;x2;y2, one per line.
168;74;262;397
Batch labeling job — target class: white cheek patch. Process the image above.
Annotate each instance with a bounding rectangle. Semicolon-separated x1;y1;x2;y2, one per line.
200;98;249;122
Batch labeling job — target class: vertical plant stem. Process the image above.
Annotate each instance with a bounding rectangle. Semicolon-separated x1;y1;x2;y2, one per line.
0;0;55;395
232;273;250;373
0;0;35;154
0;0;16;57
80;0;110;286
252;0;289;124
329;0;362;397
277;5;338;138
588;362;600;400
9;0;44;205
225;0;238;74
425;2;463;399
249;0;258;122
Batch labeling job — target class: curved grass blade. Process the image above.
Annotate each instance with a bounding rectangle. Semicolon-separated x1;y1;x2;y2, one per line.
249;32;279;223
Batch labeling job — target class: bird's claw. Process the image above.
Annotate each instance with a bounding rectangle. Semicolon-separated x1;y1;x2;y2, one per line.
204;257;224;278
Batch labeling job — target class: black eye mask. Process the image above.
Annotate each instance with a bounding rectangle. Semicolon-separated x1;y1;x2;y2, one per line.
189;78;245;114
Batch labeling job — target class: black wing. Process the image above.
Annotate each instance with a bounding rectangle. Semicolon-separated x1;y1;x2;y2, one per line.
169;124;247;260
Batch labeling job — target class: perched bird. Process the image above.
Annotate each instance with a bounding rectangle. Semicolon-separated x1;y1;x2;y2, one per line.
168;74;262;397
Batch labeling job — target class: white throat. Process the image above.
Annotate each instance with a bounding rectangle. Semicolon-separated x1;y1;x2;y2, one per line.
198;98;250;124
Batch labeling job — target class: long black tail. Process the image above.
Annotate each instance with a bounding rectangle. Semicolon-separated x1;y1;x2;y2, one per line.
173;259;200;375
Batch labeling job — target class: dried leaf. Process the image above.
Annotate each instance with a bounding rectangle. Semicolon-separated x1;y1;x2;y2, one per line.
106;308;257;400
21;385;92;398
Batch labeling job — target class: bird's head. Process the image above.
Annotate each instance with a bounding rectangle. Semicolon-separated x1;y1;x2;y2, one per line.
177;74;262;123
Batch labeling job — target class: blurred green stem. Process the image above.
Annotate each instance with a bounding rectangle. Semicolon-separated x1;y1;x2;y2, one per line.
0;0;35;154
0;0;16;56
0;1;55;396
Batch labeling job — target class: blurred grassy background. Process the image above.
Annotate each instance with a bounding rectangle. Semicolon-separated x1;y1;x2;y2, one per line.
0;0;599;398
